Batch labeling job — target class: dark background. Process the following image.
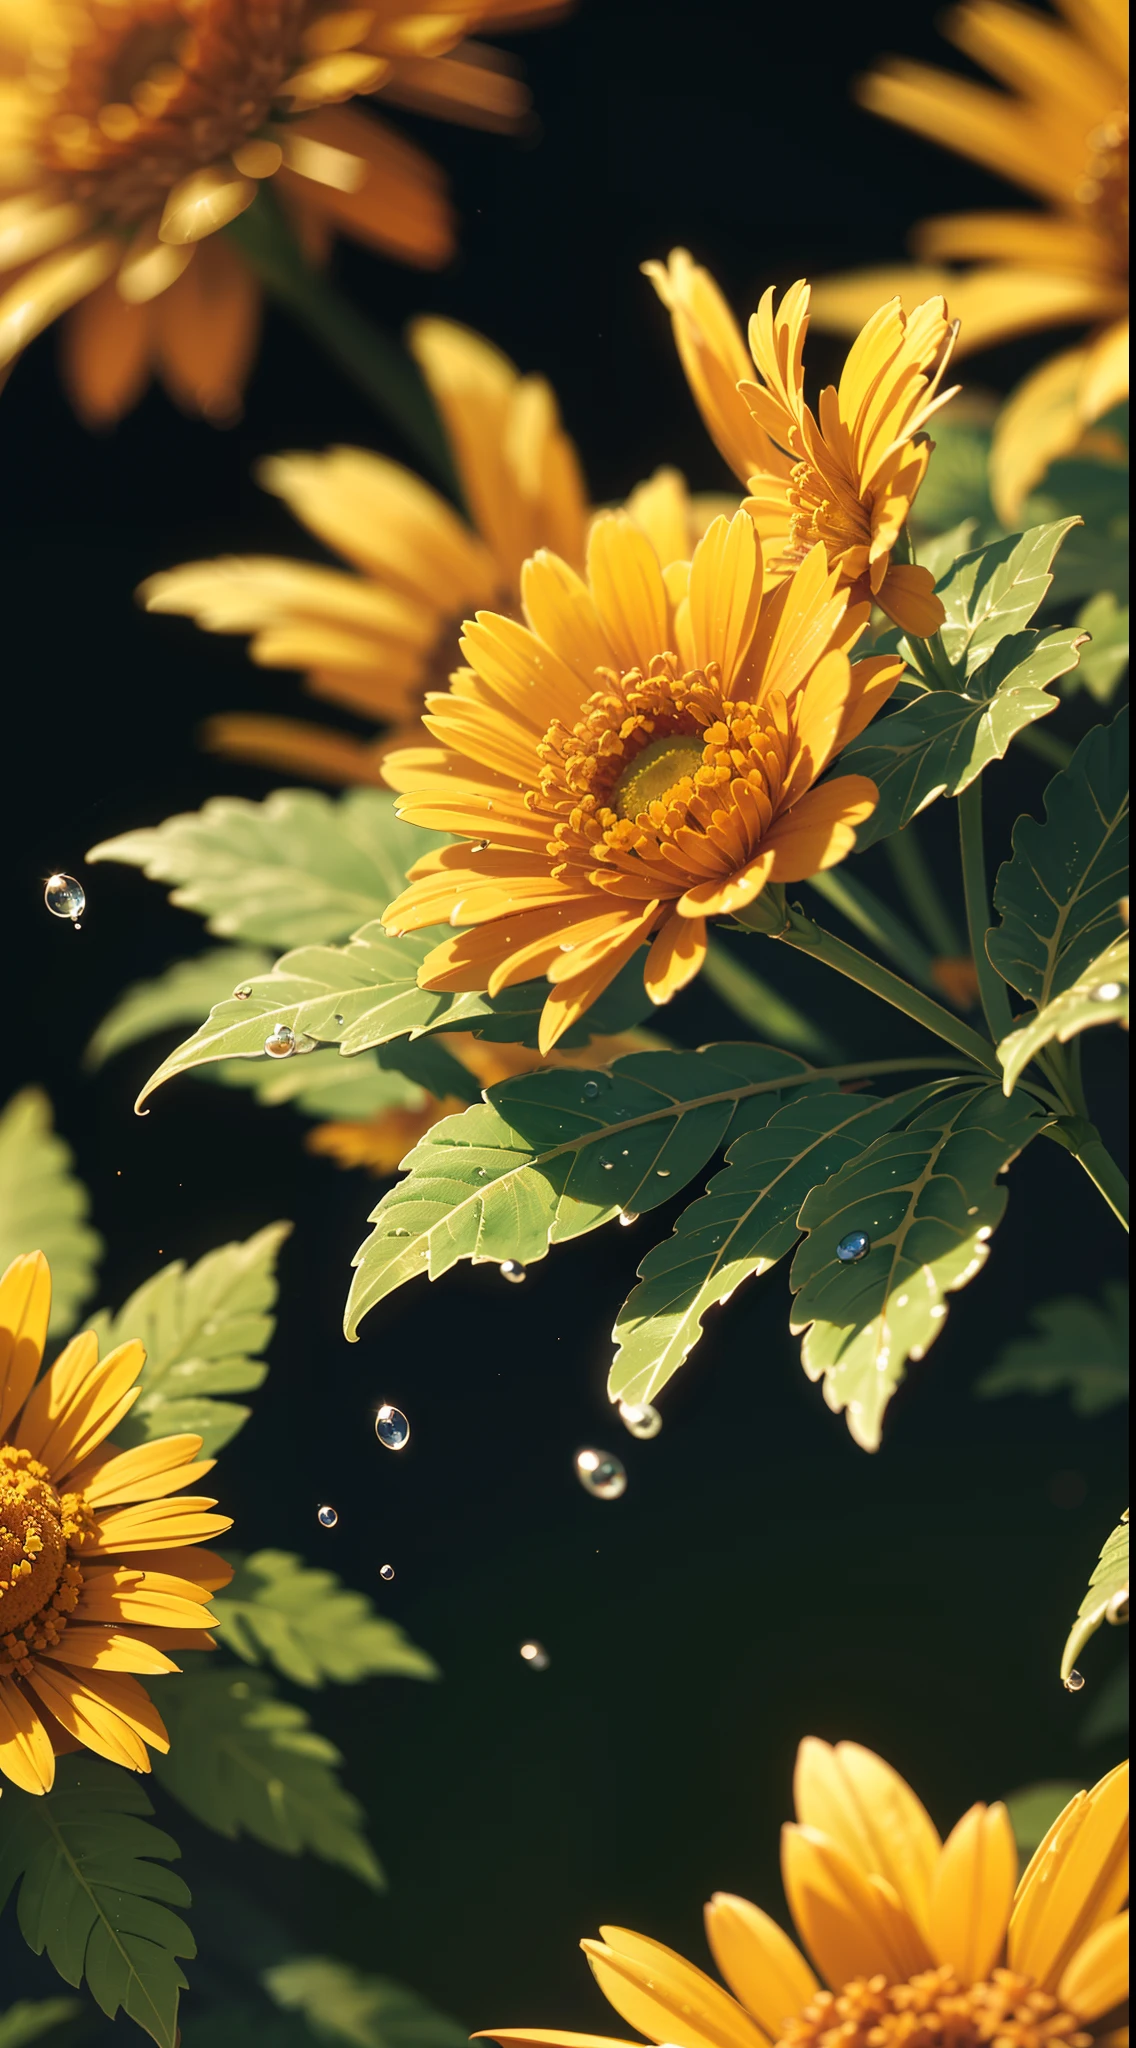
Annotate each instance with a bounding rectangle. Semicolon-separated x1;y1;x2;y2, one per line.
1;0;1128;2028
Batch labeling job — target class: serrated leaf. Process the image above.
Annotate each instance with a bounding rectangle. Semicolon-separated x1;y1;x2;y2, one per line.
85;947;274;1069
936;519;1081;675
1004;1782;1085;1857
212;1550;438;1688
789;1086;1045;1450
0;2003;81;2048
0;1756;192;2048
0;1090;102;1338
845;627;1084;849
1070;593;1129;703
998;932;1128;1094
976;1283;1129;1418
345;1043;812;1339
610;1081;951;1409
988;710;1129;1013
263;1958;467;2048
154;1668;382;1888
94;1223;290;1455
1062;1511;1130;1683
87;790;445;948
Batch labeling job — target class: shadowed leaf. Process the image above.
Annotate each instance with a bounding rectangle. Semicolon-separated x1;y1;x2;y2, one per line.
263;1958;468;2048
998;932;1128;1094
1070;593;1129;703
0;2004;82;2048
0;1089;102;1338
977;1283;1128;1417
213;1550;438;1687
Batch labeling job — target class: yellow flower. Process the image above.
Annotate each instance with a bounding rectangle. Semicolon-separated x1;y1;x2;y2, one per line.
646;252;957;638
0;1250;232;1795
478;1740;1130;2048
0;0;565;423
806;0;1129;518
140;323;724;785
382;507;901;1052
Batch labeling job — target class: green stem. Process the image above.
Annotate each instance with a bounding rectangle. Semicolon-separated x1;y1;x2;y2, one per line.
885;828;964;958
1044;1117;1130;1230
1018;724;1075;770
703;939;844;1061
226;190;459;497
957;780;1014;1044
805;869;940;991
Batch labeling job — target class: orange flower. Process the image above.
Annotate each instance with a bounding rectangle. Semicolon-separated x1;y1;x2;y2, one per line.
382;507;901;1052
0;0;566;423
1;1250;232;1795
646;253;958;637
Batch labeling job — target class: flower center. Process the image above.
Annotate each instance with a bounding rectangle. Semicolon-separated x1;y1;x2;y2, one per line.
0;1445;90;1673
611;734;707;819
779;1967;1093;2048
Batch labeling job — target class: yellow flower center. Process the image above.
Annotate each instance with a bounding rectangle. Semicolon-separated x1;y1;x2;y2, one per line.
780;1967;1093;2048
611;734;707;819
0;1445;91;1674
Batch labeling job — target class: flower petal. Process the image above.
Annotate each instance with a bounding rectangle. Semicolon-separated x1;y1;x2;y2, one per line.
0;1249;50;1437
584;1928;769;2048
793;1738;943;1942
928;1801;1017;1980
781;1824;930;1988
24;1664;168;1773
686;512;763;682
704;1892;819;2033
644;912;707;1004
14;1337;145;1481
761;778;878;883
1058;1910;1129;2021
1009;1762;1129;1990
586;514;670;675
0;1674;56;1793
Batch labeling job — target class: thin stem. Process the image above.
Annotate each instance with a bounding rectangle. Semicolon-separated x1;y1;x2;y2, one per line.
805;869;940;990
1018;724;1074;770
703;939;844;1061
885;829;964;958
957;780;1015;1044
226;190;459;497
1044;1118;1130;1231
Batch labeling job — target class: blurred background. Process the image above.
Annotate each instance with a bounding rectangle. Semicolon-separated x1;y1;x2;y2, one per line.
1;0;1128;2025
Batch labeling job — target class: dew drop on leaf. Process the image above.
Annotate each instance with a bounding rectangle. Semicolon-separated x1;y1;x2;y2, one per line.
375;1403;411;1450
619;1210;639;1227
317;1504;338;1528
618;1400;661;1440
836;1230;870;1263
1064;1669;1086;1692
582;1080;600;1099
499;1259;526;1283
264;1024;296;1059
575;1447;627;1499
656;1168;671;1179
1094;981;1123;1001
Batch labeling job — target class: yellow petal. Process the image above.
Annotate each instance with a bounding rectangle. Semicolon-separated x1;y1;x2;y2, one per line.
1058;1911;1129;2020
276;51;388;110
0;1673;56;1794
41;1625;180;1674
686;511;763;684
0;236;118;369
158;165;258;245
474;2035;639;2048
928;1802;1017;1981
704;1893;819;2032
0;1248;50;1437
74;1433;211;1506
279;130;366;190
990;344;1092;523
14;1336;145;1480
1009;1762;1129;1990
0;194;92;275
586;512;669;674
792;1737;942;1940
781;1824;930;1988
117;215;194;303
584;1928;769;2048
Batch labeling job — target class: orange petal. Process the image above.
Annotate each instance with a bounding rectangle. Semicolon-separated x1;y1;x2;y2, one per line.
704;1893;819;2032
1058;1911;1129;2021
762;777;878;883
24;1664;168;1772
1009;1762;1129;1991
59;277;154;425
644;912;707;1003
14;1335;145;1479
0;1673;56;1793
876;562;945;638
0;1249;50;1437
782;1824;930;1987
793;1738;942;1943
929;1802;1017;1980
584;1927;769;2048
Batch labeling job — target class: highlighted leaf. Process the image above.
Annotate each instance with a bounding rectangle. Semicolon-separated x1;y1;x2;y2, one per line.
0;2003;81;2048
998;932;1128;1094
213;1550;438;1688
988;708;1129;1006
0;1089;102;1338
0;1756;192;2048
205;1047;433;1121
1070;593;1129;703
94;1223;290;1456
790;1086;1045;1450
87;790;444;948
977;1283;1129;1418
155;1667;382;1888
610;1081;949;1409
1061;1512;1129;1685
344;1044;811;1340
935;519;1081;674
263;1957;467;2048
86;946;273;1068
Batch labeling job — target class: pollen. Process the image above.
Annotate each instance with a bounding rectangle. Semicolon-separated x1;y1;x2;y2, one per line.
779;1967;1094;2048
0;1443;90;1656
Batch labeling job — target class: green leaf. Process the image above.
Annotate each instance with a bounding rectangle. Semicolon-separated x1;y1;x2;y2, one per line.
1061;1511;1130;1685
1024;445;1129;606
987;708;1129;1006
0;1756;192;2048
610;1081;950;1409
1003;1782;1084;1858
212;1549;438;1687
86;790;445;948
85;947;274;1069
345;1043;811;1339
789;1086;1045;1450
908;410;998;537
913;517;980;586
0;2004;82;2048
93;1222;290;1455
263;1958;467;2048
997;932;1129;1095
976;1283;1129;1418
154;1667;382;1888
936;519;1082;675
1070;593;1129;703
0;1089;103;1338
204;1047;431;1121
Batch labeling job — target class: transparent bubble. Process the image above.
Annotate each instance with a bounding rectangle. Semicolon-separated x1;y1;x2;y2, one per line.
317;1504;338;1528
379;1564;395;1582
499;1260;526;1284
836;1230;870;1263
44;873;85;926
375;1402;410;1450
582;1080;600;1100
264;1024;296;1059
575;1447;627;1500
519;1640;550;1670
1064;1668;1086;1692
618;1400;662;1440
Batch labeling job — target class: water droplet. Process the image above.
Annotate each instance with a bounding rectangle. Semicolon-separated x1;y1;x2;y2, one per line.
836;1230;870;1263
1064;1669;1086;1692
333;1012;344;1026
602;1159;614;1171
234;986;252;1000
618;1400;661;1440
379;1563;395;1582
264;1024;296;1059
470;839;490;852
374;1403;410;1450
619;1210;639;1227
499;1259;526;1284
44;873;85;924
575;1447;627;1500
317;1504;338;1528
520;1640;549;1670
656;1168;671;1179
1094;981;1123;1001
582;1080;600;1099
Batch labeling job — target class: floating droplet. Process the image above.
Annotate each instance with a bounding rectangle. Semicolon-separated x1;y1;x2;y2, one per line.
618;1400;662;1440
264;1024;296;1059
1094;981;1123;1002
575;1447;627;1500
375;1403;410;1450
836;1230;870;1263
619;1210;639;1227
582;1080;600;1099
317;1504;338;1529
500;1259;526;1284
1064;1668;1086;1692
44;873;85;926
656;1168;671;1179
379;1563;395;1582
520;1640;549;1670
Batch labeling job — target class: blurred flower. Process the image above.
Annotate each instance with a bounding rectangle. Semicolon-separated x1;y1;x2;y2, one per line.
0;1249;232;1795
478;1740;1130;2048
382;508;901;1051
140;320;727;784
0;0;567;422
646;253;957;637
807;0;1129;519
